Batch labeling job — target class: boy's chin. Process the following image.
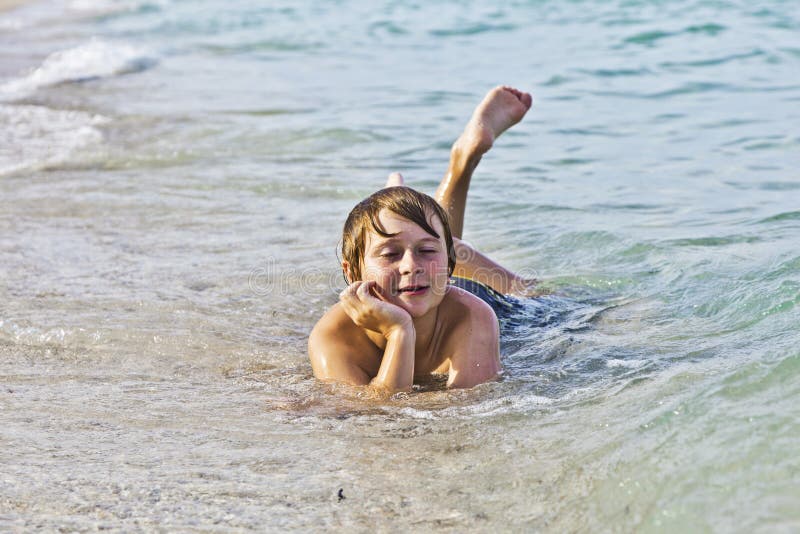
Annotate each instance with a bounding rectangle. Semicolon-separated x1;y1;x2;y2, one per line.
395;295;444;318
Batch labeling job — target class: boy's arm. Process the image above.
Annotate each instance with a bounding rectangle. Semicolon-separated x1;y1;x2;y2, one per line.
309;281;417;392
308;316;372;386
308;315;416;392
367;324;416;392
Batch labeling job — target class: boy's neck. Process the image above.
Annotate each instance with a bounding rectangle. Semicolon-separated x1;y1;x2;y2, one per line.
411;301;442;356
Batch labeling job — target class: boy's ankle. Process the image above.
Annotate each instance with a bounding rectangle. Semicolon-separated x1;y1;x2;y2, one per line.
451;136;486;168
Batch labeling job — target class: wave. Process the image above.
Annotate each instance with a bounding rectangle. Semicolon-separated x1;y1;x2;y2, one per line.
0;104;108;176
0;39;157;100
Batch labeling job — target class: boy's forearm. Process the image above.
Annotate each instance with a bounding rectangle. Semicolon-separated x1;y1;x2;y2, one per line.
369;325;416;392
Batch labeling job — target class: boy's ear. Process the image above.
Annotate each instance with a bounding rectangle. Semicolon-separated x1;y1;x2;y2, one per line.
341;261;352;284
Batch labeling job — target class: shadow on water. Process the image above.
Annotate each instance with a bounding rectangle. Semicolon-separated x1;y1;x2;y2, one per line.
499;288;660;400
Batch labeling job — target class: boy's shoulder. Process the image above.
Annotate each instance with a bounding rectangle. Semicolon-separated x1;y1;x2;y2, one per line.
308;303;382;382
441;284;498;325
438;284;500;350
437;285;501;387
310;302;373;344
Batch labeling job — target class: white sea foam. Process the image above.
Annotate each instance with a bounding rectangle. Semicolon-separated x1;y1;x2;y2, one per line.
398;393;555;420
0;318;104;348
0;104;108;175
606;358;648;369
0;39;156;100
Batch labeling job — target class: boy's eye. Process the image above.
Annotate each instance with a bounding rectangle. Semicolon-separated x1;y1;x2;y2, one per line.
420;248;438;254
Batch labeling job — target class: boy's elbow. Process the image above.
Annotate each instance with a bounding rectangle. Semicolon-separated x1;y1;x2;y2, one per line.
309;336;371;386
447;363;500;389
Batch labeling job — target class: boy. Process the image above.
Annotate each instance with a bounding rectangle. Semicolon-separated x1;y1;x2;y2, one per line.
309;86;534;393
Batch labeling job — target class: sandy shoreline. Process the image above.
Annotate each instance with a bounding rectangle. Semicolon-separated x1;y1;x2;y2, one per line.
0;0;32;13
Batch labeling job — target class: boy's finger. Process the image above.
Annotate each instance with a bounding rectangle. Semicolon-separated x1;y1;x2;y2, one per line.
339;282;363;305
343;281;362;295
342;301;359;319
370;283;389;301
356;281;375;301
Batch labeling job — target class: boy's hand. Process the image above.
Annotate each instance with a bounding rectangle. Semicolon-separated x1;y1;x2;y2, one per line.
339;281;413;338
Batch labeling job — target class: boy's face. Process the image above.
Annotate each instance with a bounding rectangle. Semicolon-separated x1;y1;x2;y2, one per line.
359;208;450;318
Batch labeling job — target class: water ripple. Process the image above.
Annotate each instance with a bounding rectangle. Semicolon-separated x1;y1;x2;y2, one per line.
623;23;726;47
199;40;324;55
578;67;653;77
758;211;800;224
667;235;761;247
660;49;766;69
429;22;515;37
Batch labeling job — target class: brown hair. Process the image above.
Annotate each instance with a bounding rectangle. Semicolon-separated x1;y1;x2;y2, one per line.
341;186;456;282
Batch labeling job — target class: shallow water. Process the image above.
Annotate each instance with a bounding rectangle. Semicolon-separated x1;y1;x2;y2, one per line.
1;0;799;531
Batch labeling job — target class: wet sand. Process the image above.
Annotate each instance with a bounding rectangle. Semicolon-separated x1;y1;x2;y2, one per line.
0;0;30;13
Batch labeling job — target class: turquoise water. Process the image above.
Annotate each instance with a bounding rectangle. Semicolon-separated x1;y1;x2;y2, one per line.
1;0;799;530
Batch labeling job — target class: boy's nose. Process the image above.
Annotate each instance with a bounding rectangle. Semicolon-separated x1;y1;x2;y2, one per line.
399;251;423;275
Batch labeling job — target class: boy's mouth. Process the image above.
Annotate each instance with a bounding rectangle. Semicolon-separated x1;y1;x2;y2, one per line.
397;284;430;296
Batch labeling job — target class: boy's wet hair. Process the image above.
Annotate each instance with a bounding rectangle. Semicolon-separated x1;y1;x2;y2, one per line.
342;186;456;283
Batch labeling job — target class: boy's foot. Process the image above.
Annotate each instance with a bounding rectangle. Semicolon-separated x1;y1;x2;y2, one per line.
457;86;532;156
384;172;405;188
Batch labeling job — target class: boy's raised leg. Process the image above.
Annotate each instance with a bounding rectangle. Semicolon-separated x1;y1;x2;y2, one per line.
436;86;539;296
435;86;532;239
382;87;538;295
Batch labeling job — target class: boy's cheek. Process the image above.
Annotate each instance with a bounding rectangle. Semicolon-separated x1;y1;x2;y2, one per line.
431;261;451;278
361;273;397;297
360;263;388;281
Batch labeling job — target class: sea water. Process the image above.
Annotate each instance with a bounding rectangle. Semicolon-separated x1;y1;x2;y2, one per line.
1;0;799;531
